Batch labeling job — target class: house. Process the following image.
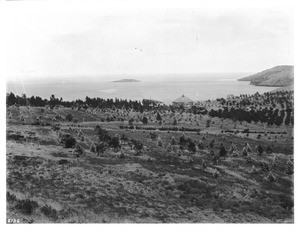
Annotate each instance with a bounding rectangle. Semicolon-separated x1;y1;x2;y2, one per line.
172;95;194;107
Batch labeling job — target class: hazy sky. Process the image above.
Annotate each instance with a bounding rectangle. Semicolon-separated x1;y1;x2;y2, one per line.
5;1;293;80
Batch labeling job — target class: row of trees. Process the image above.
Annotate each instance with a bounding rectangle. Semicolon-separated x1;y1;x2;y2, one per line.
209;106;293;126
217;91;293;110
6;92;163;111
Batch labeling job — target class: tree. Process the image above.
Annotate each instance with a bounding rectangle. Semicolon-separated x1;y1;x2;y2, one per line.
149;132;158;141
173;118;177;125
179;135;187;146
61;134;76;148
157;137;163;147
131;139;143;155
128;118;134;125
156;112;162;121
257;145;264;157
219;144;227;158
285;113;291;126
110;136;121;151
188;141;196;153
142;116;148;124
66;113;73;122
96;126;111;143
96;142;107;156
274;116;284;126
6;92;16;106
171;136;177;145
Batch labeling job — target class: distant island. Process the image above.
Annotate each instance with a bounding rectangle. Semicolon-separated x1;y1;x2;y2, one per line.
113;79;140;82
238;65;294;87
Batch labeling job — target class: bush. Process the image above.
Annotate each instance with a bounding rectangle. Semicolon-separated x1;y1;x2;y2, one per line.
95;126;111;143
157;137;163;147
149;132;158;141
66;113;73;122
6;132;24;141
15;199;38;215
179;135;187;146
41;205;58;220
58;159;69;165
61;134;76;148
96;142;107;156
7;192;17;202
219;145;227;157
110;136;120;150
142;117;148;124
171;136;177;145
188;141;196;153
285;159;294;175
260;161;270;172
131;139;143;152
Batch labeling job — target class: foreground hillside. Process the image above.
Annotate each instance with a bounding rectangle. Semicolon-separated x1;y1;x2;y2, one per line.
238;66;294;87
6;92;294;223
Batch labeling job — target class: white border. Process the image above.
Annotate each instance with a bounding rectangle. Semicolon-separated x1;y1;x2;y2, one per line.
1;0;298;230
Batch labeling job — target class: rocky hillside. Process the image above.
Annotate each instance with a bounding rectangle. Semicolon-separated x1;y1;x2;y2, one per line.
238;66;294;87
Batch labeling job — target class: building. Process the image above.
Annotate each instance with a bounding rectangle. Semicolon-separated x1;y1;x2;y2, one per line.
172;95;194;107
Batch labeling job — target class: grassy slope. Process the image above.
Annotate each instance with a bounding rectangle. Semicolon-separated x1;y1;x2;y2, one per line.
6;106;294;223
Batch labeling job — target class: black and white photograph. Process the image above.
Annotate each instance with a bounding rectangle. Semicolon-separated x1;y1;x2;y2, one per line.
3;0;297;225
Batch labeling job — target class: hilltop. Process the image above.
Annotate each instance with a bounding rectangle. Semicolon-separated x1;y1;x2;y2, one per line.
113;79;140;82
238;66;294;87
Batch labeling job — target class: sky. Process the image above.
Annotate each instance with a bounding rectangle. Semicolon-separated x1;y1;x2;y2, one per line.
4;0;294;81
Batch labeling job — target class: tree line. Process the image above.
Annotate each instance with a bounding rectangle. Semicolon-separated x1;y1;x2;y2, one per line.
6;92;163;111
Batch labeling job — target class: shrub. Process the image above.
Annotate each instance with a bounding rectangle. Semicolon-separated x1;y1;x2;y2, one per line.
66;113;73;122
128;118;134;125
90;145;96;152
266;172;276;182
219;145;227;157
157;137;163;147
142;117;148;124
149;132;158;141
171;136;177;145
110;136;120;150
131;139;143;152
41;205;58;220
7;191;17;202
61;134;76;148
120;134;128;142
260;161;270;172
52;125;60;132
96;142;107;156
285;159;294;175
188;141;196;153
179;135;187;146
95;126;111;143
198;142;204;150
15;199;38;215
58;159;69;165
6;132;24;141
257;145;264;156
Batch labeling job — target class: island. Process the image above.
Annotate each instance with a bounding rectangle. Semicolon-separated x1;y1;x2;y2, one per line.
113;79;140;82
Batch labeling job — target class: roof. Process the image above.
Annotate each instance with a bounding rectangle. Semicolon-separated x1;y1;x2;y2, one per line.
173;95;193;104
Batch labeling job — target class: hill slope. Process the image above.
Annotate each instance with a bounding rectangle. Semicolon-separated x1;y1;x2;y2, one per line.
238;66;294;87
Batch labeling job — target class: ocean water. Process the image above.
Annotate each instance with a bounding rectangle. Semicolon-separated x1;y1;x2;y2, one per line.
6;74;278;104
